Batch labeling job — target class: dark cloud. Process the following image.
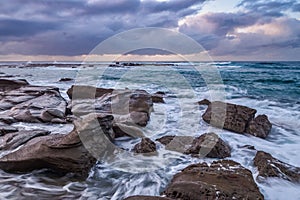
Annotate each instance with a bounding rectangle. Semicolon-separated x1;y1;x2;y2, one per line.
238;0;299;17
0;19;59;38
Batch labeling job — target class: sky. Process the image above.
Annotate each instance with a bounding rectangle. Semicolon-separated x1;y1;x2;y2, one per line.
0;0;299;61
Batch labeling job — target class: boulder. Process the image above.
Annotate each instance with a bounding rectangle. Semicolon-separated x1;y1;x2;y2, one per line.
202;101;257;133
124;196;172;200
163;160;264;200
197;99;211;106
0;79;67;123
246;115;272;138
156;133;231;159
0;114;114;178
67;86;153;128
133;138;156;154
151;91;165;103
254;151;300;182
185;133;231;159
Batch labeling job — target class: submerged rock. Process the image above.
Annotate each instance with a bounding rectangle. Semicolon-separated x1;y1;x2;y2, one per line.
133;137;156;154
0;114;114;178
254;151;300;182
156;133;231;159
163;160;264;200
201;100;272;138
246;115;272;138
0;79;67;123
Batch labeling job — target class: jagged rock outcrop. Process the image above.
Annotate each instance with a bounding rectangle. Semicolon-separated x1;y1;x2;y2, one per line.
163;160;264;200
156;133;231;159
201;100;272;138
185;133;231;158
254;151;300;182
246;115;272;138
0;79;67;123
133;137;156;154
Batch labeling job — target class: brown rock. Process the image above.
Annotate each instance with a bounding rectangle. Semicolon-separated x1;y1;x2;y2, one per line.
0;114;114;178
246;115;272;138
202;101;257;134
133;138;156;154
0;129;50;150
184;132;231;159
0;79;67;123
0;123;18;135
151;91;165;103
124;196;172;200
156;133;231;158
68;86;153;127
254;151;300;182
163;160;264;200
197;99;211;105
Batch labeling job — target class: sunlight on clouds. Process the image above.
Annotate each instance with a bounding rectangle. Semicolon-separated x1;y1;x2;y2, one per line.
235;19;288;36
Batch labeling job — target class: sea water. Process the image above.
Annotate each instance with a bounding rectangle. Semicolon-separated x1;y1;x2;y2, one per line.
0;62;299;200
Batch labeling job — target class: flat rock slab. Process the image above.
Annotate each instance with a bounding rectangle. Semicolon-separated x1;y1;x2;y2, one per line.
254;151;300;182
157;133;231;159
163;160;264;200
0;114;114;179
201;100;272;138
0;79;67;123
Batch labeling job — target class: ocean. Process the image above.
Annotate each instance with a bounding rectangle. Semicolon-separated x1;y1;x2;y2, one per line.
0;61;299;199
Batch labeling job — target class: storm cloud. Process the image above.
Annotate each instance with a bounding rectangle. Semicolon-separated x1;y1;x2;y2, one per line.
0;0;299;60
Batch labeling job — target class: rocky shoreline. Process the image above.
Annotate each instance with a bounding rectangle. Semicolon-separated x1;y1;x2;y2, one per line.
0;78;299;199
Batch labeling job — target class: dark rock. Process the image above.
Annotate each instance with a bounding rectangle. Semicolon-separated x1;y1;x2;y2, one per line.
67;85;113;99
202;101;257;134
197;99;211;105
163;160;264;200
133;138;156;154
0;79;67;123
0;129;50;150
184;132;231;159
113;123;144;138
59;78;73;82
246;115;272;138
124;196;172;200
0;123;18;135
254;151;300;182
157;135;194;153
238;144;256;150
0;114;114;178
156;135;176;146
151;91;165;103
156;133;231;158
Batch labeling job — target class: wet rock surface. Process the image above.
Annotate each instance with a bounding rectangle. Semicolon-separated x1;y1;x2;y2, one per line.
68;85;155;139
163;160;264;200
0;79;67;123
133;137;156;154
185;132;231;159
0;113;114;178
124;196;172;200
156;133;231;159
254;151;300;182
201;100;272;138
246;115;272;138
